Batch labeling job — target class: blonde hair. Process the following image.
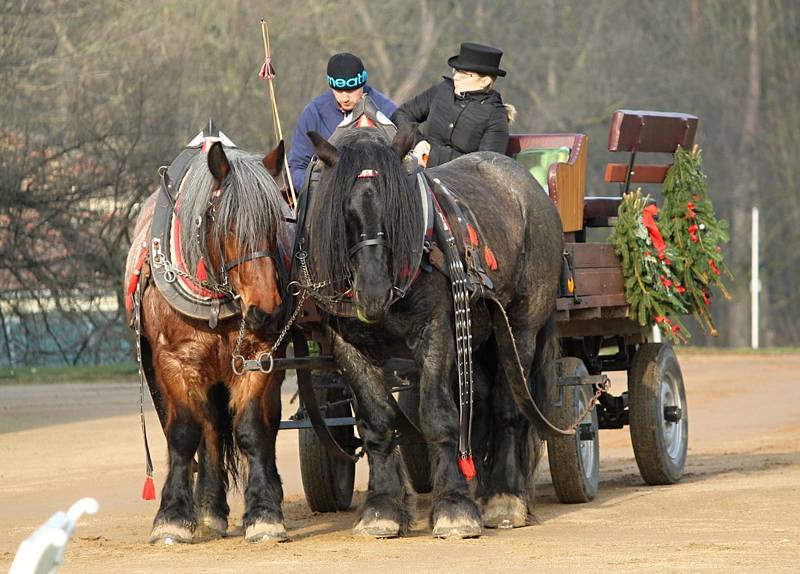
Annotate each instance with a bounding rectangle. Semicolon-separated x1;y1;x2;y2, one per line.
504;103;517;125
481;75;515;124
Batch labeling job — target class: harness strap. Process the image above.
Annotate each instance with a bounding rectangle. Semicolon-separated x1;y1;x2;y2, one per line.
224;250;277;271
158;166;177;214
430;182;476;479
424;173;494;292
348;237;390;257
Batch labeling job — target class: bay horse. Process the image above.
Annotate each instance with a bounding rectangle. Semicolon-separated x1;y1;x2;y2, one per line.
304;125;563;538
124;140;290;543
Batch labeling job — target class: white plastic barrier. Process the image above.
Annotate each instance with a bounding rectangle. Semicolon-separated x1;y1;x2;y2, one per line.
9;497;99;574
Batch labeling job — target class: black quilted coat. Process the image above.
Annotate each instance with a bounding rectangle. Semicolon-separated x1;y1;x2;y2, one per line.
392;78;509;168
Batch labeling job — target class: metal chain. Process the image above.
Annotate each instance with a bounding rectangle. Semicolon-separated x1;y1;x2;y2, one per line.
569;376;611;432
152;253;236;298
292;250;354;306
229;311;249;372
297;251;329;292
230;289;309;376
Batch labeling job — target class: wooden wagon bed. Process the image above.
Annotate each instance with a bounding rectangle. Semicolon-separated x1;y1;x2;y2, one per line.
508;108;699;344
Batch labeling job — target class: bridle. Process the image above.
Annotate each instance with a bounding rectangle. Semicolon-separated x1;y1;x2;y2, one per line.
348;231;389;258
343;168;410;302
224;250;282;273
189;177;292;328
347;168;390;258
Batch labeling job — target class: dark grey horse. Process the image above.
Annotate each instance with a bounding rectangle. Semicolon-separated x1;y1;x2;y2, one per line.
304;125;563;538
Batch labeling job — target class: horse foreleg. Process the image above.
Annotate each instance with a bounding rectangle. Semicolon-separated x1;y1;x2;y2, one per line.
194;384;233;540
417;315;482;539
232;371;286;543
150;403;202;544
330;330;414;538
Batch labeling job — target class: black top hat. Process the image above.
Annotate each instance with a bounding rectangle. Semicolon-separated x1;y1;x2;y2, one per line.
447;42;506;77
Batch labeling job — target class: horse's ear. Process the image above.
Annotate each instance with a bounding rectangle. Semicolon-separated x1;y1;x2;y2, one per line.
391;123;417;158
207;141;230;183
263;140;285;177
308;131;340;167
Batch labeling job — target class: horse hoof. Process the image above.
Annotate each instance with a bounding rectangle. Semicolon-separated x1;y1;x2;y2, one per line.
353;518;401;539
195;514;228;541
432;516;482;539
483;494;528;529
245;521;288;543
148;523;194;545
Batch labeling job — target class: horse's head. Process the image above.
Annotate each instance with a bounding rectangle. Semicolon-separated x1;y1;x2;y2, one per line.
181;141;288;335
308;125;421;323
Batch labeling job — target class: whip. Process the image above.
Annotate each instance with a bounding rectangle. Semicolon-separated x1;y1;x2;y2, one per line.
259;19;297;211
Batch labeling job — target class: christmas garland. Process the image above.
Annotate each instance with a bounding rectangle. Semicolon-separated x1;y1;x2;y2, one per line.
610;190;690;341
609;145;732;342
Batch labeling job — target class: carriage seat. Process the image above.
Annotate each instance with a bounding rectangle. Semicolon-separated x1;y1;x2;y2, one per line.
578;109;700;226
507;133;587;233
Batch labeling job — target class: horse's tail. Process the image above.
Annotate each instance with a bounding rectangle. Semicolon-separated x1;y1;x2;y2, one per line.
207;383;241;488
521;309;559;517
489;298;569;439
531;310;560;412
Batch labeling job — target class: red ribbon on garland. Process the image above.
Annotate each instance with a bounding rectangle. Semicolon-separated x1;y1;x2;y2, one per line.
642;204;667;257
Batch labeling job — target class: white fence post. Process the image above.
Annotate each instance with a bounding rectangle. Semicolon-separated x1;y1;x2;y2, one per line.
751;206;760;349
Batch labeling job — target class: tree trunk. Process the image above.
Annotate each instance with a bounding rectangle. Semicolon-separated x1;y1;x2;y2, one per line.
727;0;761;347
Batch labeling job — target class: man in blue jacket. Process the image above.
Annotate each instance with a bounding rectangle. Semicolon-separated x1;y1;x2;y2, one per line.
288;52;397;189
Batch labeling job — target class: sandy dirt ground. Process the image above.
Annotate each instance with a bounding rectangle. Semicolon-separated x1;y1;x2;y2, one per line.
1;351;799;573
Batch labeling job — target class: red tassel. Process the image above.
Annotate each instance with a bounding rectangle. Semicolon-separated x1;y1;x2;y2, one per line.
196;257;208;281
142;476;156;500
258;59;275;80
126;248;149;313
126;274;138;313
466;224;479;247
458;455;477;481
484;246;498;270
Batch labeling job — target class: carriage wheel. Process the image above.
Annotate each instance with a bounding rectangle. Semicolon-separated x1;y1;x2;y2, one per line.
298;374;356;512
628;343;688;485
547;357;600;503
398;385;433;494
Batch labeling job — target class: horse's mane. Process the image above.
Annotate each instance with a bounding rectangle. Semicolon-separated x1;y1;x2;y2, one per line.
178;148;284;283
307;129;424;287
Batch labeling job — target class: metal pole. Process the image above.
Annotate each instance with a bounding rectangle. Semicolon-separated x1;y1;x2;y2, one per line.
750;206;759;349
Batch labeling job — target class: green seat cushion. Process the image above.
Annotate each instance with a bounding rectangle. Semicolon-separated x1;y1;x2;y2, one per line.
515;146;570;192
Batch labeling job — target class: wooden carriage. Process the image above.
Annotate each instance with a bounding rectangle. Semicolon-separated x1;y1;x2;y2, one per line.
506;109;697;501
281;109;697;510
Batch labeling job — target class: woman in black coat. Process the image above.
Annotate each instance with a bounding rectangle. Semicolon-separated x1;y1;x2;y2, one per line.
392;42;513;168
